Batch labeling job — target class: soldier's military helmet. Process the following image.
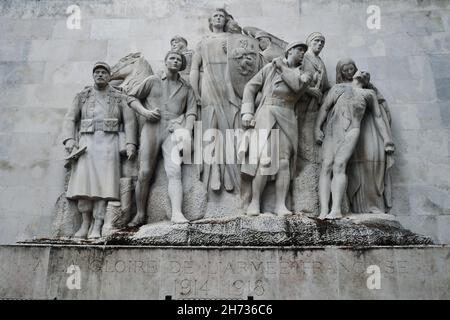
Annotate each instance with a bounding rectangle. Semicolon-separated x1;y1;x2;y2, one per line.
170;35;188;47
255;31;271;40
92;61;111;74
284;41;308;58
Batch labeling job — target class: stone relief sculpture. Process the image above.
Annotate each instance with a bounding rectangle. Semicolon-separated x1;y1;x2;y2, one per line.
190;8;238;192
62;62;138;238
335;58;394;214
314;71;395;219
243;26;288;63
126;51;197;226
297;32;330;161
290;32;331;216
255;31;285;63
170;36;194;83
189;8;265;194
48;9;434;247
110;52;154;94
240;42;312;216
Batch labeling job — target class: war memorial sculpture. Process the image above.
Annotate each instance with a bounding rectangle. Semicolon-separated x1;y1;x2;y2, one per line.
1;0;450;300
50;7;430;246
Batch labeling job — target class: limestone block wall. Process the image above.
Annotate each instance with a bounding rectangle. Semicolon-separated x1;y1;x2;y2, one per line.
1;0;450;244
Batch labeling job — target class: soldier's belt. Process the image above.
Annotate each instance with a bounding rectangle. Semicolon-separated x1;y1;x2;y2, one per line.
263;97;293;109
80;119;120;133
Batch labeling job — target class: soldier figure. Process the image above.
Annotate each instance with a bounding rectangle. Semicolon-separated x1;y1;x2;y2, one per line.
241;42;312;216
255;31;282;63
62;62;138;239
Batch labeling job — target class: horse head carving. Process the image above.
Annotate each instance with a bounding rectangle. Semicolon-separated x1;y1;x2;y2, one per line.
110;52;154;94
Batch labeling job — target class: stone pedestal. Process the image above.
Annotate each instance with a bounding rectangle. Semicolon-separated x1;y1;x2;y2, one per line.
1;244;449;299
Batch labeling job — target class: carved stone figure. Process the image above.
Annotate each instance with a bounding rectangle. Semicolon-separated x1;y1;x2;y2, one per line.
127;51;197;226
290;32;331;216
110;52;154;94
335;58;357;84
170;36;194;82
335;58;394;214
62;62;138;238
243;27;288;54
226;19;243;34
255;31;284;63
190;8;263;193
240;42;312;216
297;32;330;161
314;71;395;220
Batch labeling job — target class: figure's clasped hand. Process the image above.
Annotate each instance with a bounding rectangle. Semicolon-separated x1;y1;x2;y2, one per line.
144;108;161;122
315;129;324;145
300;72;313;85
126;144;137;160
64;139;77;153
385;141;395;154
242;113;254;129
272;59;283;71
168;121;183;133
308;87;323;104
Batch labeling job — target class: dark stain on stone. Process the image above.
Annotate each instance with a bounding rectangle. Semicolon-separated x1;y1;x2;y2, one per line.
0;160;14;171
423;198;450;215
30;159;49;170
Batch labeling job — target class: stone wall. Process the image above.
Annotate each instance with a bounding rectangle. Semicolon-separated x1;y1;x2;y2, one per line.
1;0;450;243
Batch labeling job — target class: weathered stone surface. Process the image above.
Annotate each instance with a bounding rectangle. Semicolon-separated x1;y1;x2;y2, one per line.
2;244;450;299
51;19;91;40
435;77;450;101
0;40;30;61
90;19;131;40
32;214;432;246
0;61;45;85
292;163;320;216
68;40;108;61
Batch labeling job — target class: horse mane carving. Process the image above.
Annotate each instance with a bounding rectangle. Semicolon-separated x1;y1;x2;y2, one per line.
110;52;154;94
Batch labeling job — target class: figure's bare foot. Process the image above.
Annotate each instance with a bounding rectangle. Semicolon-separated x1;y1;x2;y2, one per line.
171;212;189;224
88;229;101;239
246;201;260;217
128;213;146;227
326;210;343;220
74;221;90;239
274;206;293;217
88;219;103;239
211;165;221;191
318;212;329;220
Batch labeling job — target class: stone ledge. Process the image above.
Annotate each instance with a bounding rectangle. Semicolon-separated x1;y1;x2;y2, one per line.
25;213;433;246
